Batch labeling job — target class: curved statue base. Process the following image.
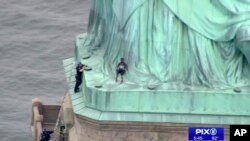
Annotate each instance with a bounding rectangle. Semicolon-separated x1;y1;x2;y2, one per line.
62;34;250;125
61;94;229;141
69;115;230;141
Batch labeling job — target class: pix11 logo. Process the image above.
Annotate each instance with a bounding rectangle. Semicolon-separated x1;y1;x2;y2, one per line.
188;127;224;141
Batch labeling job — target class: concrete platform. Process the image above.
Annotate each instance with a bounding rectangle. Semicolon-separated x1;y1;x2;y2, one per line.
30;98;61;141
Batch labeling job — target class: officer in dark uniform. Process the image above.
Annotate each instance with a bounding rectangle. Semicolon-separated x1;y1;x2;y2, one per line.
115;58;128;83
74;62;85;93
40;128;53;141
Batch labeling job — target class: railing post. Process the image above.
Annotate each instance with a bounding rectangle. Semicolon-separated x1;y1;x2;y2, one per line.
31;98;43;141
36;115;43;141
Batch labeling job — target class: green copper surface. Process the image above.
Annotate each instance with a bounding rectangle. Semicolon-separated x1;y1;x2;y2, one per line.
63;0;250;124
81;0;250;87
63;57;250;124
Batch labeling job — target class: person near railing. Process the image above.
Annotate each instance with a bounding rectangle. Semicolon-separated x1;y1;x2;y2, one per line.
40;128;54;141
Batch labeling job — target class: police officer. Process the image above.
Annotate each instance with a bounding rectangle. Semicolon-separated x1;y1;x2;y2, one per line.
74;62;85;93
40;128;53;141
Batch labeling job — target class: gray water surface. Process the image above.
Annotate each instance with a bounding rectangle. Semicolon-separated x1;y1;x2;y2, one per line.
0;0;90;140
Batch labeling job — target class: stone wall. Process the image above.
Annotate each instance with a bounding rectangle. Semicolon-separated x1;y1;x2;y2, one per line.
69;115;229;141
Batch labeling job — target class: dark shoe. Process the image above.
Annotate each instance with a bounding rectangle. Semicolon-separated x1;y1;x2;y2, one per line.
74;89;80;93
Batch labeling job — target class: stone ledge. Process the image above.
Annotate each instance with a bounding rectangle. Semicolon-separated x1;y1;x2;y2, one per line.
68;115;230;141
76;115;230;134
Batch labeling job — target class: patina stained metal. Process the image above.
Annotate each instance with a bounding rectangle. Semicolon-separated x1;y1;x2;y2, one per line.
65;0;250;124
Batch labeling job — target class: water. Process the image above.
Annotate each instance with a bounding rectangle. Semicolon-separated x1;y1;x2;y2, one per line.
0;0;90;140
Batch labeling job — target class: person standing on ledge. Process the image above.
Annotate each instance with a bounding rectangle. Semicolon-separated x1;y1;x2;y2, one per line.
116;58;128;83
74;62;85;93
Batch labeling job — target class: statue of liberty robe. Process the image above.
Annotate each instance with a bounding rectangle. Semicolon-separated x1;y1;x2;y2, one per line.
83;0;250;88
